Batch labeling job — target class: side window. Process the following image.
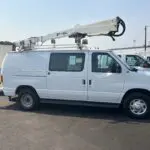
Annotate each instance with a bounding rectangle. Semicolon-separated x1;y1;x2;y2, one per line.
126;55;142;66
49;53;85;72
92;53;121;73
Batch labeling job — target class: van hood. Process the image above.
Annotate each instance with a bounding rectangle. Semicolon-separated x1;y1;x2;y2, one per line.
137;69;150;76
135;66;150;72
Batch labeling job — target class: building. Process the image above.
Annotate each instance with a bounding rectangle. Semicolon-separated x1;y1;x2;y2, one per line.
0;44;13;67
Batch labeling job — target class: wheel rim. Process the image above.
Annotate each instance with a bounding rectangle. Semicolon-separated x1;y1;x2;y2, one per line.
129;99;147;115
20;94;33;108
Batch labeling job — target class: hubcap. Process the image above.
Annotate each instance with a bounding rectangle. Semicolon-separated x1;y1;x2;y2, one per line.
20;94;33;108
129;99;147;115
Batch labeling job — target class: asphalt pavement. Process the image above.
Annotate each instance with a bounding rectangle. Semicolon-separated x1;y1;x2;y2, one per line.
0;96;150;150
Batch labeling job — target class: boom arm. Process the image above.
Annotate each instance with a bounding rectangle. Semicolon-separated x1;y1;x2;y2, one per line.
14;16;126;50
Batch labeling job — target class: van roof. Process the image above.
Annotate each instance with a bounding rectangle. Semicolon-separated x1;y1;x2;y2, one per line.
9;49;112;53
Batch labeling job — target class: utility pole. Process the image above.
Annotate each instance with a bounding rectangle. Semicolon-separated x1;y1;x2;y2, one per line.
145;26;147;57
133;40;136;53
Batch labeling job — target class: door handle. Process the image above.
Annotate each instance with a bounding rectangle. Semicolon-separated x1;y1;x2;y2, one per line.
82;79;86;85
89;80;92;85
48;72;50;75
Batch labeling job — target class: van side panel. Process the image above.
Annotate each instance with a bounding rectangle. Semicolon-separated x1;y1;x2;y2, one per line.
1;51;49;98
47;52;88;101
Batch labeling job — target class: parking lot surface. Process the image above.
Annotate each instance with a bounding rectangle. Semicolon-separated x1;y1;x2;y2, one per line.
0;97;150;150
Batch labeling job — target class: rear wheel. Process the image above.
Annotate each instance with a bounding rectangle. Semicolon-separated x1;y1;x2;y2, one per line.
18;88;39;111
123;92;150;119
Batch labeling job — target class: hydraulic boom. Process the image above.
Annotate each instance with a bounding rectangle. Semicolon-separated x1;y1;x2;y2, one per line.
14;16;126;50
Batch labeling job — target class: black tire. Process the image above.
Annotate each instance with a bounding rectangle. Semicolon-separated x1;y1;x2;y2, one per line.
123;92;150;119
18;88;39;111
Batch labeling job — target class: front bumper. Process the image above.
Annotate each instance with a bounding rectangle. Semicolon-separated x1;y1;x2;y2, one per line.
0;88;4;96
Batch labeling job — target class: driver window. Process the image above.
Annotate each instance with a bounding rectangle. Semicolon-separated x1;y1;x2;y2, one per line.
92;53;121;73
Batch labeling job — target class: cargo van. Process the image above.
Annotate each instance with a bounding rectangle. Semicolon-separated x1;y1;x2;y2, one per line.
1;49;150;119
118;54;150;71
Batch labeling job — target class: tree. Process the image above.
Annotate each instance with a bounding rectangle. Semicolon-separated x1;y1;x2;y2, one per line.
0;41;13;45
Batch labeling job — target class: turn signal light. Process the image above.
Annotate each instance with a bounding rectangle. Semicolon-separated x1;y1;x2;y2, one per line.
0;75;3;83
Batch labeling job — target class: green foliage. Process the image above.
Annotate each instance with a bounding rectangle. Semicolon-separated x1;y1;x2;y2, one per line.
0;41;13;45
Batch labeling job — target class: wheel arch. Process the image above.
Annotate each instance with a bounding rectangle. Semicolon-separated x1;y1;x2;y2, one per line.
15;85;39;97
121;88;150;104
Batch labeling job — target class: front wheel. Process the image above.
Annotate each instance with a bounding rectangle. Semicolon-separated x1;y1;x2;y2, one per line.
123;92;150;119
18;88;39;111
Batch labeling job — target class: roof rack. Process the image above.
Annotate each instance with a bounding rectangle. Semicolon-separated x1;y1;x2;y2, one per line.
14;16;126;51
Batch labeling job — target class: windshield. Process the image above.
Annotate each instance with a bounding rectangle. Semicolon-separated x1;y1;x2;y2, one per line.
126;55;150;68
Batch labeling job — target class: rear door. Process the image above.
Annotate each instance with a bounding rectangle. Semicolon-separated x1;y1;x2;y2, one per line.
47;52;88;101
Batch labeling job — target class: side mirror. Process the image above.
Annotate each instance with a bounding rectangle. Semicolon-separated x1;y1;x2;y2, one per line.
110;63;121;73
116;64;121;73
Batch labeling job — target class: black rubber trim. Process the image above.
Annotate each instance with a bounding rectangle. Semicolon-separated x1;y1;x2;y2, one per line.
40;99;119;108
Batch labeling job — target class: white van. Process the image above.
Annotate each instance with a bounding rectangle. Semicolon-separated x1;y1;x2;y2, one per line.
117;54;150;71
1;49;150;119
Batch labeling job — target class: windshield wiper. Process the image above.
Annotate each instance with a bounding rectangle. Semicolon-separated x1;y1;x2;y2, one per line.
130;67;138;72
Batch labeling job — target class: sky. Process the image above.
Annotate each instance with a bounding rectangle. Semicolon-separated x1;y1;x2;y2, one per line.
0;0;150;49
